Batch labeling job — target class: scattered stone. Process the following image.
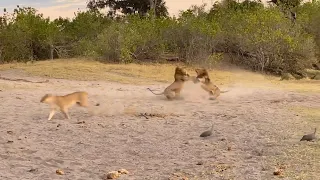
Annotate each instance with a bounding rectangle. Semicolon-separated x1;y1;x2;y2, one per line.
227;146;232;151
57;124;61;127
76;121;85;124
169;172;189;180
105;171;120;179
56;169;64;175
98;123;105;128
214;164;231;173
273;168;283;176
137;112;167;119
7;140;13;143
117;168;129;174
200;124;213;137
28;168;38;173
7;131;13;134
196;161;203;165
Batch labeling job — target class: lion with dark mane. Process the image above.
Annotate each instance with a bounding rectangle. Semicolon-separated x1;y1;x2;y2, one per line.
147;66;191;100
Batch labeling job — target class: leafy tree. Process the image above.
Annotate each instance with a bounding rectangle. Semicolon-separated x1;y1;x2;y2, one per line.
0;6;58;61
87;0;168;17
267;0;303;9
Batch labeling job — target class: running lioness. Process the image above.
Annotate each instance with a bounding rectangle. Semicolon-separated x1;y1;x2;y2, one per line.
40;91;91;120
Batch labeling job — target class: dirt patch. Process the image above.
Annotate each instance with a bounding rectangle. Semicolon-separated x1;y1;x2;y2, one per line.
0;62;319;179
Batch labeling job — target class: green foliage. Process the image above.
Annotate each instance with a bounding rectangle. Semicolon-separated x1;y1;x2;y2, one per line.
268;0;303;9
0;6;58;62
297;1;320;58
0;0;320;76
95;15;170;63
87;0;168;18
212;6;316;73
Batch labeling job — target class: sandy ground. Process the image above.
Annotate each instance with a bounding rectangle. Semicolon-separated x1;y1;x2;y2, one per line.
0;69;320;180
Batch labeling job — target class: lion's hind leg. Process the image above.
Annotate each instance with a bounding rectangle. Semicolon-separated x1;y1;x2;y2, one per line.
208;87;220;100
173;89;185;100
164;90;175;100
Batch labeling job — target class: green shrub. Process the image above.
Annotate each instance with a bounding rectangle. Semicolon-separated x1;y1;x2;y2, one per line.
0;1;319;76
211;6;316;74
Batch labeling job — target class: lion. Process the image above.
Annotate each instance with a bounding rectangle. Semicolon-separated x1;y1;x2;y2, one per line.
40;91;96;120
147;66;192;100
194;68;229;100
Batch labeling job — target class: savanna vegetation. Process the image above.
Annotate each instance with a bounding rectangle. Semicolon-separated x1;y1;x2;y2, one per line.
0;0;320;79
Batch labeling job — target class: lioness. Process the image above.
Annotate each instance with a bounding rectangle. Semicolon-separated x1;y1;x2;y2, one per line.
40;91;93;120
147;66;191;100
194;68;229;100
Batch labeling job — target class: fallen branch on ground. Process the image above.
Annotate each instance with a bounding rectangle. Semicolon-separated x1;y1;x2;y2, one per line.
0;75;49;83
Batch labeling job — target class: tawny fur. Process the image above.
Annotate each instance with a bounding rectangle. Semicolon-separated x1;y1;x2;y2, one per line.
194;68;229;100
40;91;91;120
147;66;191;100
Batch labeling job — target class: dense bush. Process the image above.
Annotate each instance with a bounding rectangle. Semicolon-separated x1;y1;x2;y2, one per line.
211;6;316;73
1;0;320;75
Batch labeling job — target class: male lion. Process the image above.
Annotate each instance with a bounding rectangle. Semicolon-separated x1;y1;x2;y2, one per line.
40;91;96;120
147;66;191;100
194;68;229;100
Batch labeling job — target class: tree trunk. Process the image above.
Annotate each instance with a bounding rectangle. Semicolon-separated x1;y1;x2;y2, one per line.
49;44;54;60
149;0;156;17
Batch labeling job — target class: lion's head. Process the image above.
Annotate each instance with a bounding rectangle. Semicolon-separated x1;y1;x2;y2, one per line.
174;66;190;81
195;68;209;79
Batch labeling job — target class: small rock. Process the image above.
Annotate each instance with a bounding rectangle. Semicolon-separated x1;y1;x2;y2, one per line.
273;168;282;176
98;123;105;128
227;146;231;151
196;161;203;165
57;124;61;127
7;131;13;134
56;169;64;175
105;171;120;179
118;168;129;174
28;168;38;173
7;140;13;143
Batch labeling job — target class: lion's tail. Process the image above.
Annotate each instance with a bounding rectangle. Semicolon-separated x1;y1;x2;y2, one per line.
147;88;164;95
